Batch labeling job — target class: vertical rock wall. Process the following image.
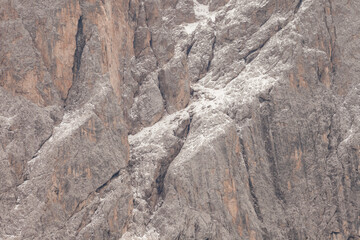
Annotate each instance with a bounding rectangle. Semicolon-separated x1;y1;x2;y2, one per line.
0;0;359;239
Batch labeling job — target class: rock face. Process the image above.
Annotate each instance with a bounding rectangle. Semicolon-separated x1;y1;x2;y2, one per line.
0;0;359;239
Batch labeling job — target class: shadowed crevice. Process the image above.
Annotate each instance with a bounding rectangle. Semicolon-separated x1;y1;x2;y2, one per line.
244;37;270;64
64;15;86;105
206;36;216;72
153;118;192;199
239;137;264;222
96;170;121;193
73;16;86;81
294;0;303;14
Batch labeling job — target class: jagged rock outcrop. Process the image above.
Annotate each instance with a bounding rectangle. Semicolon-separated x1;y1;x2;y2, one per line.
0;0;359;239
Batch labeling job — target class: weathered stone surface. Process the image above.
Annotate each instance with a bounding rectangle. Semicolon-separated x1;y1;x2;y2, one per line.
158;53;191;113
129;74;165;133
1;0;359;239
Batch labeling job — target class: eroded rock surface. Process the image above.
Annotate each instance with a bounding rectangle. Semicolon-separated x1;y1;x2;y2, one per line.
0;0;359;239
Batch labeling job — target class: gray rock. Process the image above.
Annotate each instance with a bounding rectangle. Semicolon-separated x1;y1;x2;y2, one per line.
158;53;191;113
0;0;359;239
129;74;165;133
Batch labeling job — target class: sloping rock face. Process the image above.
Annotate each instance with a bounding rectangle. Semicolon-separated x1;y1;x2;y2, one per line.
0;0;359;239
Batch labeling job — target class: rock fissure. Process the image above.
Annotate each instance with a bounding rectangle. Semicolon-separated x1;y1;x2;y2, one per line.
294;0;303;14
64;15;86;105
69;167;127;220
96;168;125;194
206;36;216;72
324;0;337;76
150;119;191;204
186;42;194;57
143;5;159;67
239;137;264;222
244;37;270;64
30;130;53;160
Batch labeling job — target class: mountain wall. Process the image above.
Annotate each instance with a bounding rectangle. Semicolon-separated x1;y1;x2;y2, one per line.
0;0;359;239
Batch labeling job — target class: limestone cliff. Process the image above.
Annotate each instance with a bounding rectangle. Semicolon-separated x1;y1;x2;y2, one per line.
0;0;359;239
